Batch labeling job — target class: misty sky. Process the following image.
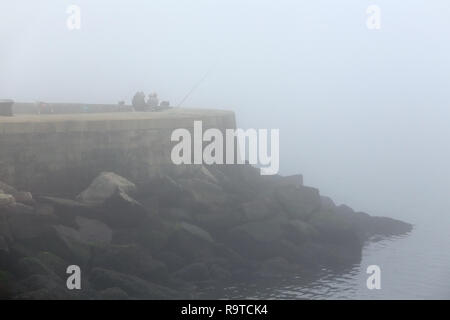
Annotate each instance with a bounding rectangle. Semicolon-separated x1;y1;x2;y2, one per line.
1;0;449;220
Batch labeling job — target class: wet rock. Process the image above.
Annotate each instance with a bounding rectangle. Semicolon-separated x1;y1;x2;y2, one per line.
77;172;137;205
89;267;178;299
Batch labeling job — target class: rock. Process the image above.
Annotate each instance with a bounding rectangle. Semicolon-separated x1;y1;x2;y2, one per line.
283;219;319;244
0;181;17;196
241;197;280;222
0;235;8;254
14;192;34;205
226;218;288;260
179;178;228;206
320;196;336;211
92;244;169;284
308;209;363;246
98;287;129;300
38;196;94;218
102;191;147;227
193;205;244;234
8;209;51;241
173;262;210;282
0;269;13;299
166;222;216;262
365;216;413;237
35;251;68;279
0;209;12;241
178;222;213;243
89;267;178;299
155;251;186;272
75;216;112;246
77;172;137;205
18;256;58;278
275;185;321;220
258;257;296;277
160;207;194;222
230;218;285;244
0;193;15;207
13;274;69;300
32;225;92;265
263;174;303;189
209;264;232;281
137;174;185;208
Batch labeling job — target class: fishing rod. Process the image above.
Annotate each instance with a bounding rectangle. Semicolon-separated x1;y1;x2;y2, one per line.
177;62;217;107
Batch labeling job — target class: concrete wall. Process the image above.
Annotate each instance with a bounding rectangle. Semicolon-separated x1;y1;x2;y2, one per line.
0;109;236;195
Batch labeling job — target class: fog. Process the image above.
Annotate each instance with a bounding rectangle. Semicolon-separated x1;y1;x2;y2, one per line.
1;0;449;222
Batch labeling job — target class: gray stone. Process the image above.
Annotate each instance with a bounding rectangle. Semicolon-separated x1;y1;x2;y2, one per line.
173;262;210;282
178;222;213;243
78;172;137;205
179;178;228;206
275;185;321;220
75;216;112;246
89;267;178;299
0;193;15;207
14;191;34;205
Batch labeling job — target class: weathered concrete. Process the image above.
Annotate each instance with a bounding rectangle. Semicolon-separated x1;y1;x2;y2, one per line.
0;108;236;194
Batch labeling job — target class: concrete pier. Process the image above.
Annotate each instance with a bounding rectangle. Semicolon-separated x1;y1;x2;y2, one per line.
0;108;236;194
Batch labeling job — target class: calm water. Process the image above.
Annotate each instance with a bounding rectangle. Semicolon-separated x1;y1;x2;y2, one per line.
217;208;450;299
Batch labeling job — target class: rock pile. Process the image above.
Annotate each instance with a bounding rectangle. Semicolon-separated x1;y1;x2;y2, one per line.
0;165;412;299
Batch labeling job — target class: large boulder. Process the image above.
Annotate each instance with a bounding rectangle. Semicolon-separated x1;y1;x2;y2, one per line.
75;216;112;246
77;172;137;205
102;191;148;227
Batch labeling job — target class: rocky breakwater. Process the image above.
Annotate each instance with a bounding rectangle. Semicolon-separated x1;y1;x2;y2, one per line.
0;165;412;299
